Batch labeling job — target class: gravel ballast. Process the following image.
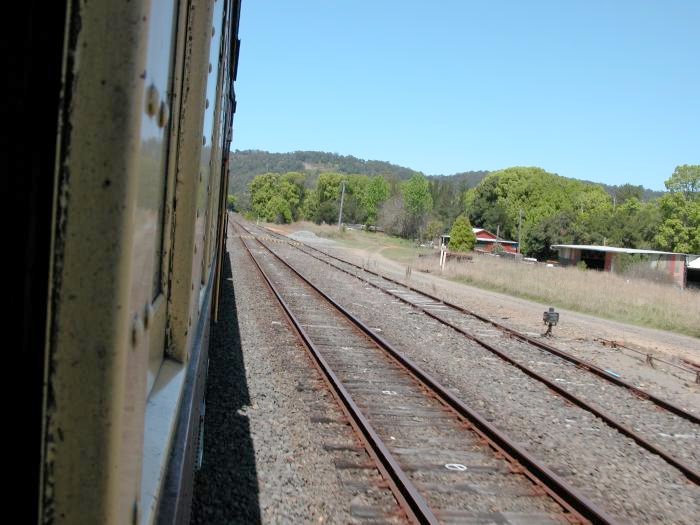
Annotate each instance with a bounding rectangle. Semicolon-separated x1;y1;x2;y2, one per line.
252;224;700;524
191;230;402;523
282;240;700;470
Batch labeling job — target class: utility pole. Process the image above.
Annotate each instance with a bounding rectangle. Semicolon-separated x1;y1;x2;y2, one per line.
337;180;346;230
518;209;522;254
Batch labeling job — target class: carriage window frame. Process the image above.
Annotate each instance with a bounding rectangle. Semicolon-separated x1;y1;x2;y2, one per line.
141;0;181;397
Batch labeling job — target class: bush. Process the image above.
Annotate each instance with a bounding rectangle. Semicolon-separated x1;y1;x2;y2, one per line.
226;194;237;211
449;215;476;252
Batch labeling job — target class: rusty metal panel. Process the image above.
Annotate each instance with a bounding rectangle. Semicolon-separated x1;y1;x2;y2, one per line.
167;0;216;363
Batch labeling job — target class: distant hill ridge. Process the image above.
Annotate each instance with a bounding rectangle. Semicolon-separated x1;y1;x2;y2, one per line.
228;149;663;200
228;149;424;194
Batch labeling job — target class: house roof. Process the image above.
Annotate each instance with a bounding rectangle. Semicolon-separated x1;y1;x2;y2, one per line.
550;244;687;257
472;228;518;244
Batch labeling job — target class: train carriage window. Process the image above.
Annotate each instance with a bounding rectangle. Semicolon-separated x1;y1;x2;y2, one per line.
198;0;227;295
131;0;180;394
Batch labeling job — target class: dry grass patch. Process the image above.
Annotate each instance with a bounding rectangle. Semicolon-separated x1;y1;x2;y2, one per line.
272;221;422;254
262;220;699;337
414;254;700;338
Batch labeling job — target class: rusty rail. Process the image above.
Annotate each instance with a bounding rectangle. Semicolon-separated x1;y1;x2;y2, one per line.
234;220;618;524
233;220;433;524
262;224;699;425
245;222;700;486
595;338;700;385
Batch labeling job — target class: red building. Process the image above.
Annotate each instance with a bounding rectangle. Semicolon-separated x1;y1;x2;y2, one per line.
472;228;519;254
439;228;519;254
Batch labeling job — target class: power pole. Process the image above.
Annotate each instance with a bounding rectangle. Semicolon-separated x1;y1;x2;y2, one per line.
337;180;346;230
518;209;522;254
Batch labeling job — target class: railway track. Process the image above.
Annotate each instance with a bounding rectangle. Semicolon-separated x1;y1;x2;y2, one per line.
243;221;700;487
234;221;615;524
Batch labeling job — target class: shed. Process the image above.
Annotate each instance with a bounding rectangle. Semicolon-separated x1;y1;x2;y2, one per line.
550;244;694;288
472;228;519;254
439;228;519;254
688;256;700;289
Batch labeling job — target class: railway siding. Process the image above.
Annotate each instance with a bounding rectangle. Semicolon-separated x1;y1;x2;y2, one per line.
243;221;700;525
237;227;603;523
264;226;700;475
192;233;403;523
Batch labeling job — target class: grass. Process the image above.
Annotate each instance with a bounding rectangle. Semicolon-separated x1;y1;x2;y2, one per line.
271;221;424;254
268;221;700;338
416;253;700;338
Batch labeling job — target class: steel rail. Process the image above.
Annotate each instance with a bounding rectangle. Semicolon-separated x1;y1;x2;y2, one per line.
258;223;700;421
245;222;700;486
263;225;699;425
235;221;617;525
595;337;700;384
233;221;437;524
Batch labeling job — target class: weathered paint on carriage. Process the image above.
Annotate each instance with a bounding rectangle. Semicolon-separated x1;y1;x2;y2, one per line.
40;1;237;523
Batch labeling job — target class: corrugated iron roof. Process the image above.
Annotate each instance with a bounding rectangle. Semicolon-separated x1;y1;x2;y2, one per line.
477;238;519;244
550;244;686;256
472;227;517;244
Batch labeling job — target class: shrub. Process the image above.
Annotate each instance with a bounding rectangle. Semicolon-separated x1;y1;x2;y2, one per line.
226;194;237;211
449;215;476;252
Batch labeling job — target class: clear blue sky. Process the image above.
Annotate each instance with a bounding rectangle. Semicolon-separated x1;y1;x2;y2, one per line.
232;0;699;190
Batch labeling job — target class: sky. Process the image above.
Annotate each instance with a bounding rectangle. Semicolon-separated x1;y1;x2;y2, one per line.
232;0;699;190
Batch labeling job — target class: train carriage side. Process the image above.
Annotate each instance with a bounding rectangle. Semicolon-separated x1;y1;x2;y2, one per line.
16;1;242;523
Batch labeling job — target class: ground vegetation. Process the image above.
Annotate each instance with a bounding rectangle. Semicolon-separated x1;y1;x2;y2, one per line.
242;157;699;257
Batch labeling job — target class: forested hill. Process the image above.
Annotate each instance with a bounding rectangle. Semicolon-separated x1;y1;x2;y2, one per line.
430;171;491;188
228;150;662;201
234;155;699;256
228;150;425;193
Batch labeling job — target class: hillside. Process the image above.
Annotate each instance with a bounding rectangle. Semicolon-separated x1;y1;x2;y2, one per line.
430;171;490;189
228;150;423;194
228;149;662;202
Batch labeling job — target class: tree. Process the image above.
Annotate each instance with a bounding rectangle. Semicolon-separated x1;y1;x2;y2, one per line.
360;176;390;226
378;195;406;236
249;172;305;223
312;173;372;225
430;179;466;225
249;173;282;221
653;166;700;253
448;215;476;252
425;219;444;243
401;174;433;238
299;190;318;221
612;184;644;205
606;198;660;248
464;167;612;256
524;210;582;261
464;175;511;235
655;193;700;253
226;194;237;211
665;165;700;199
314;172;344;223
